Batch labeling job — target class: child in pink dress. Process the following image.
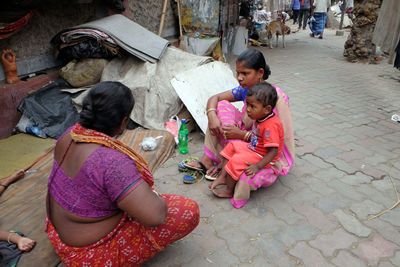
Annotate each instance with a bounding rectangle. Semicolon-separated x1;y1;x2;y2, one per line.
211;82;284;207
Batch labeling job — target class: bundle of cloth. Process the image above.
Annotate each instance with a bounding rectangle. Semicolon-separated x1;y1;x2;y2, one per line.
52;14;170;63
53;28;120;62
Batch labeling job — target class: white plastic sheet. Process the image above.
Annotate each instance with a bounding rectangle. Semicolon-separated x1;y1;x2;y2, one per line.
171;61;242;134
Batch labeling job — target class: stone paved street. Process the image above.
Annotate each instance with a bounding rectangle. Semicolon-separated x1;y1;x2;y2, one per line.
144;27;400;267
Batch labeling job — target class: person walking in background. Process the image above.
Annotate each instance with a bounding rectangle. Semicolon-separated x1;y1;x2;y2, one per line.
291;0;301;25
298;0;312;30
310;0;331;39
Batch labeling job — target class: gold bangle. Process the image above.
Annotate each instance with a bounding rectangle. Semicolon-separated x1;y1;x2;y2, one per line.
206;108;217;115
243;131;251;141
247;131;251;141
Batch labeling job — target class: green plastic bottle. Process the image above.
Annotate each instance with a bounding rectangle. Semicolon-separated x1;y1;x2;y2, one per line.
178;119;189;154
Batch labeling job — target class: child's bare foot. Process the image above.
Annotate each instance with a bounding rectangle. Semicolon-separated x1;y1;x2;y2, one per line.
17;236;36;251
209;174;227;190
0;170;25;188
212;186;233;198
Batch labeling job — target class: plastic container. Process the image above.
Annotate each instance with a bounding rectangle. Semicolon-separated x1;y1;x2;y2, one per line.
178;119;189;154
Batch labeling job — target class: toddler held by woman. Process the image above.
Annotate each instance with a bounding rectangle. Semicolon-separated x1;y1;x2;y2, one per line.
211;82;284;208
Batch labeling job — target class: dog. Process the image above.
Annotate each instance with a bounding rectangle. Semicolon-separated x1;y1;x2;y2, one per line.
266;21;291;48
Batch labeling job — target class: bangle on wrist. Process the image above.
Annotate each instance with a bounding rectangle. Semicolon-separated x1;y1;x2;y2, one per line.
7;232;16;244
243;131;251;141
206;108;217;116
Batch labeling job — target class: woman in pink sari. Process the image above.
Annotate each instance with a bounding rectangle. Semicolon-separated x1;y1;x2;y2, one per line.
185;49;294;208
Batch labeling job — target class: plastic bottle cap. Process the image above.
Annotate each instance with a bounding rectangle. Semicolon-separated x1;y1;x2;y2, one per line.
181;119;186;123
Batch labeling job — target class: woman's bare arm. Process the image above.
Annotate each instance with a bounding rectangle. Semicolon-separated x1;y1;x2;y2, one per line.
117;183;167;227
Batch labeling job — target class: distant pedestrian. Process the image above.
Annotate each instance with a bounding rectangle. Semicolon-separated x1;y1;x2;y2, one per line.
309;0;330;39
298;0;312;30
290;0;301;25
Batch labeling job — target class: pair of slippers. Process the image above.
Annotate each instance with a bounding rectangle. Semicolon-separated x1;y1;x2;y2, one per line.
178;156;204;184
184;160;221;181
178;157;221;183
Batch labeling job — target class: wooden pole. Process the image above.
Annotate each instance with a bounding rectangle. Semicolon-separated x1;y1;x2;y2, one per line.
177;0;183;40
339;0;346;30
158;0;169;36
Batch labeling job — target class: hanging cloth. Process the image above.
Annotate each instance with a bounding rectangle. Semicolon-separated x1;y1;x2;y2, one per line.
0;10;39;39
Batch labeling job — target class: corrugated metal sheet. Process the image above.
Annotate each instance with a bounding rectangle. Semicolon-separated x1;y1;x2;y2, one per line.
181;0;220;36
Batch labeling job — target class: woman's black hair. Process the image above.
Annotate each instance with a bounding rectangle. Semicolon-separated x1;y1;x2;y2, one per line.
79;81;134;136
237;49;271;80
247;82;277;109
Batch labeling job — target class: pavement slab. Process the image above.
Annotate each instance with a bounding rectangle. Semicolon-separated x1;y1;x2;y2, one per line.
289;241;334;267
309;228;357;257
273;221;319;247
331;250;367;267
350;199;385;220
354;234;399;266
294;205;337;233
365;218;400;244
390;251;400;266
333;209;371;237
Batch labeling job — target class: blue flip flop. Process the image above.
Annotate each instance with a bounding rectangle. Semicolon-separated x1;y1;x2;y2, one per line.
183;170;204;184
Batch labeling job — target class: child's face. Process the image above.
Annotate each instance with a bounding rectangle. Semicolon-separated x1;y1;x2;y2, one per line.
245;95;271;120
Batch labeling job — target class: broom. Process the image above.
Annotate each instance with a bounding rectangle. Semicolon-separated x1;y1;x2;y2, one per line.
177;0;186;51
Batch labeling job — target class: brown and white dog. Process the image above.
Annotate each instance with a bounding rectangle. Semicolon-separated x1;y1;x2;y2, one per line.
266;21;291;48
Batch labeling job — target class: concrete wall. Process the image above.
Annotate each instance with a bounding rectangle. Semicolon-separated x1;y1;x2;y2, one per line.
129;0;178;38
0;2;96;80
0;0;178;80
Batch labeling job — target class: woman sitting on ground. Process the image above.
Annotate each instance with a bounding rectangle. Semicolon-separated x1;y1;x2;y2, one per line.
185;49;294;208
46;81;200;266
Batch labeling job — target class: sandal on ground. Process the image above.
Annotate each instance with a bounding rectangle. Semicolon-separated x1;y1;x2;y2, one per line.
178;156;199;172
183;160;207;173
309;33;315;38
318;36;323;39
183;170;204;184
205;166;222;181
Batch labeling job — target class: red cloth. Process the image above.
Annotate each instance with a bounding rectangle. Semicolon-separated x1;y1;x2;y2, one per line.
221;141;264;180
0;10;39;39
46;194;199;267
